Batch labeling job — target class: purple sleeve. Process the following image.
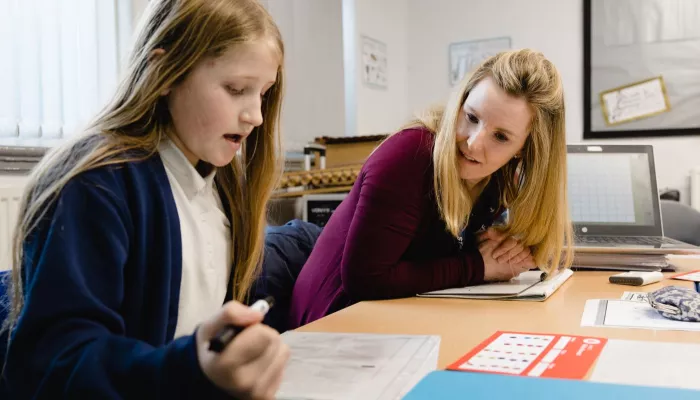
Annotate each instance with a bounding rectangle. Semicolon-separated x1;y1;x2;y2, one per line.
340;129;485;300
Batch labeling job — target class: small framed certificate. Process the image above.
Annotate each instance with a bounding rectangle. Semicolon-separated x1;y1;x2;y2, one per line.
599;76;671;126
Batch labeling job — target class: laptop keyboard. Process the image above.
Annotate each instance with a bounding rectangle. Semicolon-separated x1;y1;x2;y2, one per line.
578;235;683;246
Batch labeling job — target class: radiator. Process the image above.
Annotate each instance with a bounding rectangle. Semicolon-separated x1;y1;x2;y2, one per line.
0;185;24;271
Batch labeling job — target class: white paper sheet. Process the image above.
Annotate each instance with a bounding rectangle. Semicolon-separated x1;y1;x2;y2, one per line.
667;255;700;271
591;339;700;391
277;332;441;400
581;299;700;332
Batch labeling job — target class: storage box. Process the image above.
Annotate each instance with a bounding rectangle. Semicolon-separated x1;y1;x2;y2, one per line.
314;135;387;168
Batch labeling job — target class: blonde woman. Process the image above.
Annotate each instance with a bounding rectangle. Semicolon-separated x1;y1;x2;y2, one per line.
4;0;290;398
290;49;574;328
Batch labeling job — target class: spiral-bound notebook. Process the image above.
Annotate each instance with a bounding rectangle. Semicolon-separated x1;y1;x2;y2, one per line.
417;269;573;301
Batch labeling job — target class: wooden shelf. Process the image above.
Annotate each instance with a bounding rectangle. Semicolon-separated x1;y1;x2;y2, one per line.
272;185;353;199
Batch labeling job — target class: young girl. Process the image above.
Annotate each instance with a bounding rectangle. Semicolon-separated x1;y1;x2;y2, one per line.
4;0;289;398
290;49;574;328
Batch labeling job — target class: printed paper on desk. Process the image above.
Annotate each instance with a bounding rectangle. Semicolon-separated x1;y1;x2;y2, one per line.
417;268;573;301
590;339;700;391
581;299;700;332
276;332;441;400
671;270;700;282
448;331;607;380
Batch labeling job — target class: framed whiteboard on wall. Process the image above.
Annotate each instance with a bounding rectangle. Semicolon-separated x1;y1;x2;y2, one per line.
583;0;700;139
449;37;511;87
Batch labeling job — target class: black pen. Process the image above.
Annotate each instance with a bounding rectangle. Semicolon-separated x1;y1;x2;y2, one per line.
208;296;275;353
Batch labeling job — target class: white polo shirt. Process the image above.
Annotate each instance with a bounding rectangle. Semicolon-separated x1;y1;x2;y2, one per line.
158;139;232;338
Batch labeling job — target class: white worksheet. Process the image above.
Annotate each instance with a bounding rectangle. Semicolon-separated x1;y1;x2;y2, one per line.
591;339;700;391
277;332;440;400
581;299;700;332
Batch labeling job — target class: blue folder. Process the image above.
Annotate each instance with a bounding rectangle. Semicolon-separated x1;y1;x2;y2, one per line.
403;371;700;400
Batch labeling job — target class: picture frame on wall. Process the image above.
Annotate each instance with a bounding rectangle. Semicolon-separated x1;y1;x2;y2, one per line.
361;35;388;89
583;0;700;139
449;36;511;87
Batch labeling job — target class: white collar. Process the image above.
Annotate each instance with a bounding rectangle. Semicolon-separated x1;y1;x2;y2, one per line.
158;139;216;199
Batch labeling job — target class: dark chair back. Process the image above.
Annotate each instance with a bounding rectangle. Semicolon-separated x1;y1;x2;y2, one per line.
660;200;700;246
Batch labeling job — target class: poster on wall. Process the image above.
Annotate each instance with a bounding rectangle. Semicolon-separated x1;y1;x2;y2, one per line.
449;37;511;86
361;35;388;89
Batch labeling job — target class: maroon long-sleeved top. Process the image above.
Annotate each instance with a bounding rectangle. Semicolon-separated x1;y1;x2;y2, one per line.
289;128;503;328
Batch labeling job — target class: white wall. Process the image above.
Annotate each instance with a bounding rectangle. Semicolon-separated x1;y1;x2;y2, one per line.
406;0;583;142
266;0;346;151
126;0;699;199
131;0;148;26
131;0;346;152
0;175;28;187
352;0;410;135
406;0;699;203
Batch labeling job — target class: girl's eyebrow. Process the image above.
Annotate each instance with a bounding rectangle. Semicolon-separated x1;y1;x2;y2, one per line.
228;75;276;85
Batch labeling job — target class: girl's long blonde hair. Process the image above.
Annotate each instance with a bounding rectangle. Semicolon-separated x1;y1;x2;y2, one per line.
6;0;284;331
408;49;573;274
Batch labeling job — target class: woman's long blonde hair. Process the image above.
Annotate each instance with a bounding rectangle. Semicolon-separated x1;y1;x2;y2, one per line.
6;0;284;331
408;49;573;274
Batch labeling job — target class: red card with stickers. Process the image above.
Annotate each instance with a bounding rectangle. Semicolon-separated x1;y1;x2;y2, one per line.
448;331;608;379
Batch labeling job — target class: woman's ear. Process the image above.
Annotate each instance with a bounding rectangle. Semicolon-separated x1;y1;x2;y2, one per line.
149;48;166;59
149;48;170;96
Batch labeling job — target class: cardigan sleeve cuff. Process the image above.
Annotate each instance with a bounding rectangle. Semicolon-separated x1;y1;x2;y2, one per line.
185;331;235;400
465;251;486;286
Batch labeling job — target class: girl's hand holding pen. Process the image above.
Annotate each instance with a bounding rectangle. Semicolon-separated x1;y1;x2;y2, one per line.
196;300;290;400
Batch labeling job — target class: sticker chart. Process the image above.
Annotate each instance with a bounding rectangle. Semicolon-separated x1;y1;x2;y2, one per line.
568;154;635;223
448;331;607;379
671;270;700;282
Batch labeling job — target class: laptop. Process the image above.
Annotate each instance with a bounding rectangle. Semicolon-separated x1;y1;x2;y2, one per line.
567;144;700;254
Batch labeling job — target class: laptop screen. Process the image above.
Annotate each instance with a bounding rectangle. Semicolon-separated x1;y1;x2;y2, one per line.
567;146;659;234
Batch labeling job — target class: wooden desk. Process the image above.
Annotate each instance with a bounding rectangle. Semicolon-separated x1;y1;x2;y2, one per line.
297;271;699;369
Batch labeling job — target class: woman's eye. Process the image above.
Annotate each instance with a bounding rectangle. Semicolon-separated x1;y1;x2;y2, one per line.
494;132;509;142
467;113;479;124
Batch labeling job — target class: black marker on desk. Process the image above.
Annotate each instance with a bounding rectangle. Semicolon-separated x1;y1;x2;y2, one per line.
209;296;275;353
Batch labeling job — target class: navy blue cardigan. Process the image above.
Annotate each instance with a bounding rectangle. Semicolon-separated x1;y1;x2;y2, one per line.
6;155;236;399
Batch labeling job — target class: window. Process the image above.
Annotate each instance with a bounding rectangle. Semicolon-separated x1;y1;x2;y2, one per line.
0;0;132;144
